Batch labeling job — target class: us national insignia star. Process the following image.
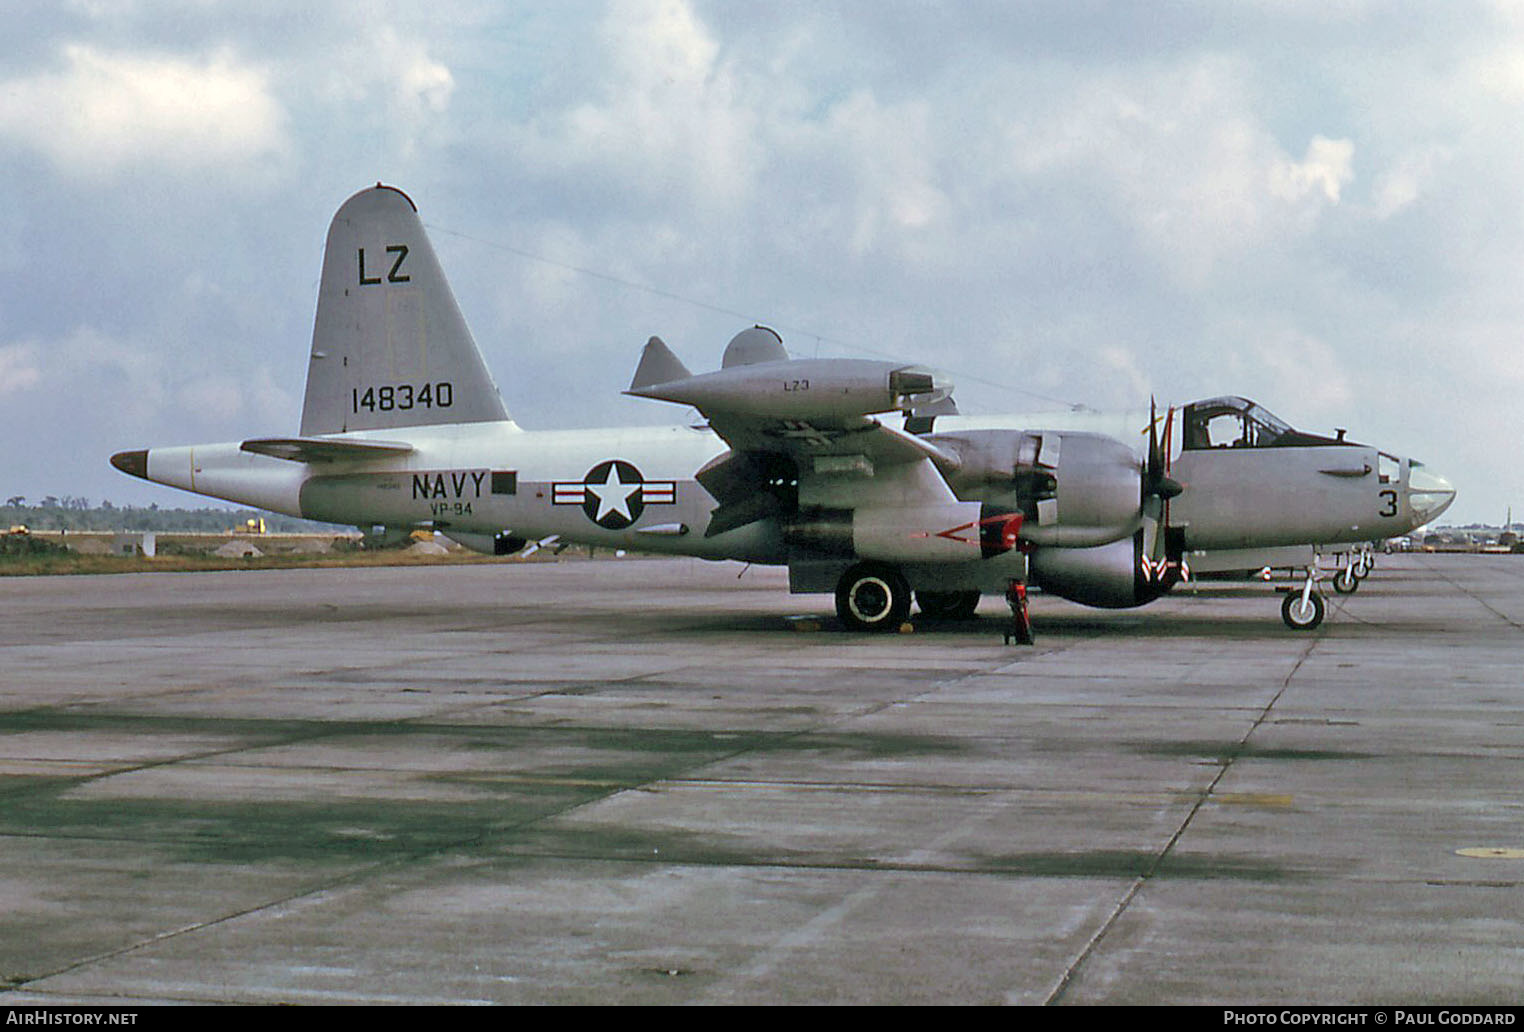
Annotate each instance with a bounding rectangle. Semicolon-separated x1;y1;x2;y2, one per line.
583;460;643;529
551;460;678;530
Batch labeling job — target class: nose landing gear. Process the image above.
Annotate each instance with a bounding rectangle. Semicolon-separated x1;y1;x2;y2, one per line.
1281;587;1326;630
1279;562;1329;630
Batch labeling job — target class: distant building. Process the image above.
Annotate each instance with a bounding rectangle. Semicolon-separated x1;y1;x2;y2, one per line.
112;532;156;557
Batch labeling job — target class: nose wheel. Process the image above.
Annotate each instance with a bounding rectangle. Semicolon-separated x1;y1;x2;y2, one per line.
1281;587;1325;630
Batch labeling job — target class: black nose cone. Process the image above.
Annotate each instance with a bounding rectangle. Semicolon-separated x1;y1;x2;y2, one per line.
110;450;149;480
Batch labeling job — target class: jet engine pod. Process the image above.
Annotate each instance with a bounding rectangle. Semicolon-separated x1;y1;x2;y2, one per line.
1028;530;1178;609
627;357;953;422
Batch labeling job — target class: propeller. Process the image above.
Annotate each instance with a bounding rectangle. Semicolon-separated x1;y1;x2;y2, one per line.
1144;397;1183;508
1140;398;1185;590
519;534;560;558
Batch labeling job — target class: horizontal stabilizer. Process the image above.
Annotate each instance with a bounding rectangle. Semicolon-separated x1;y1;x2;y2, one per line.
629;336;692;392
240;437;416;463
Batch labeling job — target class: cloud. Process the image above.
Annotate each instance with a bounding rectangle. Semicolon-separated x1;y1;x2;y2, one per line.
1270;135;1355;204
312;24;456;157
0;343;42;396
990;59;1361;290
4;1;1521;521
1369;146;1449;218
1229;324;1354;415
0;324;289;437
516;0;764;213
0;44;289;179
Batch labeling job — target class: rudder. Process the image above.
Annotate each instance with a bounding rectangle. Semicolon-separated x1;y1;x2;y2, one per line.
300;184;510;435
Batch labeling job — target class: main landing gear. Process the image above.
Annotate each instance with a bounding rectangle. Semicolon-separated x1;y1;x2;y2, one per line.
915;589;982;621
834;562;912;632
833;564;1032;643
833;565;1004;636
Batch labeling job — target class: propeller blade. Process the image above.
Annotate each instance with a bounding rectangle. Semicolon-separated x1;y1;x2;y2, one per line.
1144;396;1182;502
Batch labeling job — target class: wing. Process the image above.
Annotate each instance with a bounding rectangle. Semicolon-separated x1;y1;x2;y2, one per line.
627;337;962;536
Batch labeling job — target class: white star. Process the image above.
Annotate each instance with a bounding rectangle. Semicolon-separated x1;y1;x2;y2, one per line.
586;464;641;523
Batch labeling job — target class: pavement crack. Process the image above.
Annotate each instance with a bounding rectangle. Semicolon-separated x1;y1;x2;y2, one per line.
1041;634;1320;1005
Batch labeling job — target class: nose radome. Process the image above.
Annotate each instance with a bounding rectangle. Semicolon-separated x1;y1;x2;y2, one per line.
110;449;149;480
1407;462;1456;526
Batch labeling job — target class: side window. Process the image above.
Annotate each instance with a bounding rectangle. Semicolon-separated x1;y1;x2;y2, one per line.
1378;453;1399;485
1205;412;1244;448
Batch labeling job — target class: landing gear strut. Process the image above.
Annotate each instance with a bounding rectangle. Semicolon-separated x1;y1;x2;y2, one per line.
1280;566;1326;630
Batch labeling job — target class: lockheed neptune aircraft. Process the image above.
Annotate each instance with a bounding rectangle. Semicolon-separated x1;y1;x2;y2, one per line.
111;185;1455;632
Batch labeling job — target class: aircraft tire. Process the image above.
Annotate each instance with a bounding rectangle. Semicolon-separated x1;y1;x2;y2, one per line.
916;589;981;621
1333;567;1359;594
836;562;912;632
1281;591;1325;630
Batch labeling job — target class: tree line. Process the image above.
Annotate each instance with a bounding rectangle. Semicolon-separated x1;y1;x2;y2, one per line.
2;498;345;534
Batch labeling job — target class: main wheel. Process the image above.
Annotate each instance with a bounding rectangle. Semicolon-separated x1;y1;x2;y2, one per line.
836;562;912;632
916;589;981;621
1281;591;1325;630
1332;566;1359;594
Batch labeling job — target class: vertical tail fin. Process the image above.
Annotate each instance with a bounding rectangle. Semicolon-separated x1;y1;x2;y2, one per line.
300;184;511;435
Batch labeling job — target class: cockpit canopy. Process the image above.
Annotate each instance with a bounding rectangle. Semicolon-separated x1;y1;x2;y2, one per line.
1181;396;1348;451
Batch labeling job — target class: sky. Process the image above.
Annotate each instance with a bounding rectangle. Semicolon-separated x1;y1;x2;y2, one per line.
2;0;1520;525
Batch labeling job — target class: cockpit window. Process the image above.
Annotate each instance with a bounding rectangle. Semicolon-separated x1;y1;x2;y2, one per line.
1182;396;1294;450
1181;395;1348;450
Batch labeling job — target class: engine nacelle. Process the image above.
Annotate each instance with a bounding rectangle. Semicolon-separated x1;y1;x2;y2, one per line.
930;429;1144;547
1028;531;1180;608
784;503;1021;563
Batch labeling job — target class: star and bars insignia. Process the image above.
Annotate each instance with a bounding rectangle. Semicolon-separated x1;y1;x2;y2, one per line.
553;460;677;530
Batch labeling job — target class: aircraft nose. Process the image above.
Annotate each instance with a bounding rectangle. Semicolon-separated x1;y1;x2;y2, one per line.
1407;462;1456;526
110;449;149;480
